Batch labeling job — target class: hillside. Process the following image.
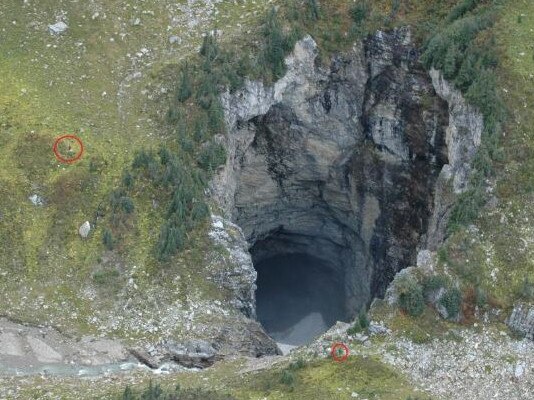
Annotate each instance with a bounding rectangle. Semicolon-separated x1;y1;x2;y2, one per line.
0;0;533;399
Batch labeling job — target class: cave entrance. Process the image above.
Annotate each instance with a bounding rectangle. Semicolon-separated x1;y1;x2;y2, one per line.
254;252;346;346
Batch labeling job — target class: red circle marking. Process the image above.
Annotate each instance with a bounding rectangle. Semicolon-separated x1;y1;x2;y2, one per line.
53;135;84;164
330;342;350;363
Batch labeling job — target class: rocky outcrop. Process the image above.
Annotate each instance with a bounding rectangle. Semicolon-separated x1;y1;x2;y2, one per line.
424;68;483;250
208;215;257;319
166;339;218;369
507;303;534;340
214;28;453;323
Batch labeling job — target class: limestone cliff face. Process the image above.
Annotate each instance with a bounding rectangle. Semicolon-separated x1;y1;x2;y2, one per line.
213;28;480;321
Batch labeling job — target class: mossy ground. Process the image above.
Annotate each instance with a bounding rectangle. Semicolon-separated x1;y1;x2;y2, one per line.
0;0;278;339
8;354;430;400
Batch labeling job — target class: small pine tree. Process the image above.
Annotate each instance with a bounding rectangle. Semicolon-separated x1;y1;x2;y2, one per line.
306;0;320;21
156;222;185;261
103;229;114;250
350;1;369;23
120;196;135;214
358;307;370;329
141;380;162;400
176;63;193;103
439;287;462;319
443;45;460;80
122;170;135;189
263;8;286;79
197;141;227;172
122;386;135;400
158;146;171;166
280;370;295;386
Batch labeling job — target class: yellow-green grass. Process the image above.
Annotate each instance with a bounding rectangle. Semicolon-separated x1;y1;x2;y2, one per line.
0;0;280;338
9;354;430;400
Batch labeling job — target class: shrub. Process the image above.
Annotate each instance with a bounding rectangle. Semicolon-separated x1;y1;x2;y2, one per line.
119;196;135;214
280;369;295;386
358;307;370;329
439;287;462;319
347;320;362;335
350;1;369;23
396;276;425;317
122;170;134;189
288;358;306;371
92;268;119;285
422;275;448;300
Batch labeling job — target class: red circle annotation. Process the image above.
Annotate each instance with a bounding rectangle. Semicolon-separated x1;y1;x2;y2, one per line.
53;135;84;164
330;342;350;363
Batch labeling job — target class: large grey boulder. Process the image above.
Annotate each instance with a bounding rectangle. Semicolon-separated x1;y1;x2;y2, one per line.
166;340;217;369
48;21;68;35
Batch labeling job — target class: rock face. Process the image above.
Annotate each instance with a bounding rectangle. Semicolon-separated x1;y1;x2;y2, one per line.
424;68;483;250
507;303;534;340
213;28;472;322
166;340;218;369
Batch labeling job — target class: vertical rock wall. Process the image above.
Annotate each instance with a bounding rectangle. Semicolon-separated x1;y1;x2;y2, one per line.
212;28;481;322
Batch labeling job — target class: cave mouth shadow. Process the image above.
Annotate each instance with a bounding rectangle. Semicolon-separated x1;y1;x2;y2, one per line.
254;251;347;346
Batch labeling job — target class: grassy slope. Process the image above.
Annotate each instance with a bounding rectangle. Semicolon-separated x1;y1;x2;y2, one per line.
13;355;431;400
435;0;534;311
1;0;533;398
0;0;278;339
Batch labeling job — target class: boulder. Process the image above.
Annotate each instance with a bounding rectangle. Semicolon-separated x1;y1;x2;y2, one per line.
48;21;68;35
166;340;217;369
28;194;44;206
129;348;159;369
78;221;91;238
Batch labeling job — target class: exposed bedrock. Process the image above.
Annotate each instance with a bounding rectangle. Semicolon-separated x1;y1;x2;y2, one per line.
212;27;481;340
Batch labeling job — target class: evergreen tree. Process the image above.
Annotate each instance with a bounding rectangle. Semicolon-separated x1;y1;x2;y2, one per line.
103;229;114;250
122;386;135;400
176;63;193;103
443;45;460;80
263;8;286;79
122;170;134;189
156;222;185;261
306;0;320;21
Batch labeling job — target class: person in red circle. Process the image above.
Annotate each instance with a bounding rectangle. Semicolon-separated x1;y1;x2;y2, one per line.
331;342;350;362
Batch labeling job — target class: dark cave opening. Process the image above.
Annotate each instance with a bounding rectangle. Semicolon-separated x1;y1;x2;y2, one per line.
224;30;451;349
254;252;347;346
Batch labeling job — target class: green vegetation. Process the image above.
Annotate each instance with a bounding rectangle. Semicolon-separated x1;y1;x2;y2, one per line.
120;382;235;400
439;287;462;320
396;275;425;317
348;307;371;335
421;0;505;231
